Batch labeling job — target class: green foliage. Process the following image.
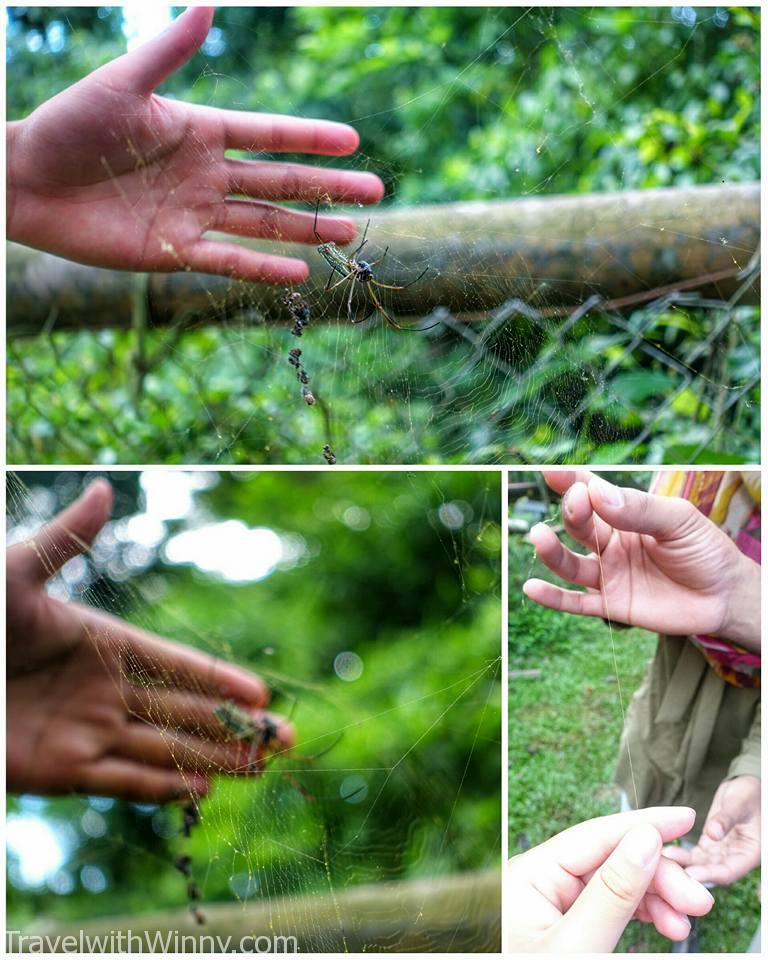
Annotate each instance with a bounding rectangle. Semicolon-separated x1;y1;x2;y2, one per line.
7;471;501;925
6;7;761;464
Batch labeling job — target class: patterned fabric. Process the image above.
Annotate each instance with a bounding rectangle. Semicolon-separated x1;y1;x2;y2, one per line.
650;471;760;688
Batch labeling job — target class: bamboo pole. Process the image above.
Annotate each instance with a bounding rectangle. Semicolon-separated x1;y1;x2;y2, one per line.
7;183;759;337
15;869;500;953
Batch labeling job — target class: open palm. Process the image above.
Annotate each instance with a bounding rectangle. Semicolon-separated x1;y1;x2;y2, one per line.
524;471;757;641
7;480;292;802
7;7;383;282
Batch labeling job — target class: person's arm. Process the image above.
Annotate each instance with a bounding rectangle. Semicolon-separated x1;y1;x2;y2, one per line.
6;480;292;802
7;7;384;282
524;473;760;653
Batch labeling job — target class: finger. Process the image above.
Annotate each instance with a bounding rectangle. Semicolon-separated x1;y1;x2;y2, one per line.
541;807;696;878
561;481;613;553
213;201;356;246
661;845;694;867
685;860;744;886
523;579;606;618
109;7;214;94
587;476;702;541
550;824;662;953
78;605;271;708
186;240;309;283
202;106;364;156
704;817;728;841
77;758;209;803
644;893;692;942
650;854;714;917
529;522;600;589
117;723;257;774
542;469;596;494
8;478;113;583
127;687;296;752
126;687;242;737
226;159;384;205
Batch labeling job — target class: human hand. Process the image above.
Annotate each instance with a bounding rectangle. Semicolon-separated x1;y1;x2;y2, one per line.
507;807;714;952
6;479;293;802
523;470;760;650
6;7;383;282
663;775;760;885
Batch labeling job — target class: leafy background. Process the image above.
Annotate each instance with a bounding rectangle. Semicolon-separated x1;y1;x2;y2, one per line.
7;470;501;936
6;6;761;465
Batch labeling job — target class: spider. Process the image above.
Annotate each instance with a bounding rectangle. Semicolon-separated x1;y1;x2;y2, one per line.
214;699;341;800
313;201;438;332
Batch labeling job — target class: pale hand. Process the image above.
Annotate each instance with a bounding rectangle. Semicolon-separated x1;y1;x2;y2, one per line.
507;807;714;953
663;775;760;885
523;470;760;650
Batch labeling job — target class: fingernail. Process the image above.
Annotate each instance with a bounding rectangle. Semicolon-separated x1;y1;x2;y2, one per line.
592;476;624;507
622;824;661;868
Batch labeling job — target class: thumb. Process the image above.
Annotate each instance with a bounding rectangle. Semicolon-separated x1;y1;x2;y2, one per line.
10;478;113;583
703;811;733;842
550;823;662;953
106;7;214;95
587;475;700;541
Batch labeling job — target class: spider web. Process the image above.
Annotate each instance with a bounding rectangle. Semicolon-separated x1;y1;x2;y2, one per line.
5;6;760;466
6;470;502;952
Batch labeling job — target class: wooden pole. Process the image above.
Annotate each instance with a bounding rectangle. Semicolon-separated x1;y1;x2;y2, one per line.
16;869;500;953
7;183;758;337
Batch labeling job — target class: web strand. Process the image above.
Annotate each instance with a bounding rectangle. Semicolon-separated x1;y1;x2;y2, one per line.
592;514;639;810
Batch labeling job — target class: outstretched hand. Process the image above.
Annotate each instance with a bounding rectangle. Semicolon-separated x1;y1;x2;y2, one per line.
507;807;714;953
523;471;760;650
663;775;761;886
6;7;383;282
7;479;293;802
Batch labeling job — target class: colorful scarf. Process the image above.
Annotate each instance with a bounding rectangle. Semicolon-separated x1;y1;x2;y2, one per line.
651;471;760;688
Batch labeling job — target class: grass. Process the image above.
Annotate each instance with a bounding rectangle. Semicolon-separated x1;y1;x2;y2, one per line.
508;534;760;953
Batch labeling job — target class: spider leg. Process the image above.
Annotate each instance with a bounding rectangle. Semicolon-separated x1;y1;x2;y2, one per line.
313;198;324;244
366;247;389;269
365;284;401;329
291;732;344;762
245;739;260;773
346;274;358;323
372;265;429;292
349;220;371;259
365;281;442;333
325;267;349;294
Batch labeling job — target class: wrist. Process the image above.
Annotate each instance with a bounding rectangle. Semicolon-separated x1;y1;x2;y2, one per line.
716;553;761;652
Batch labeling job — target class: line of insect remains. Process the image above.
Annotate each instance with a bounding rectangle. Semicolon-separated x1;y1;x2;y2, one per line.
173;797;206;925
281;287;336;463
312;199;439;333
